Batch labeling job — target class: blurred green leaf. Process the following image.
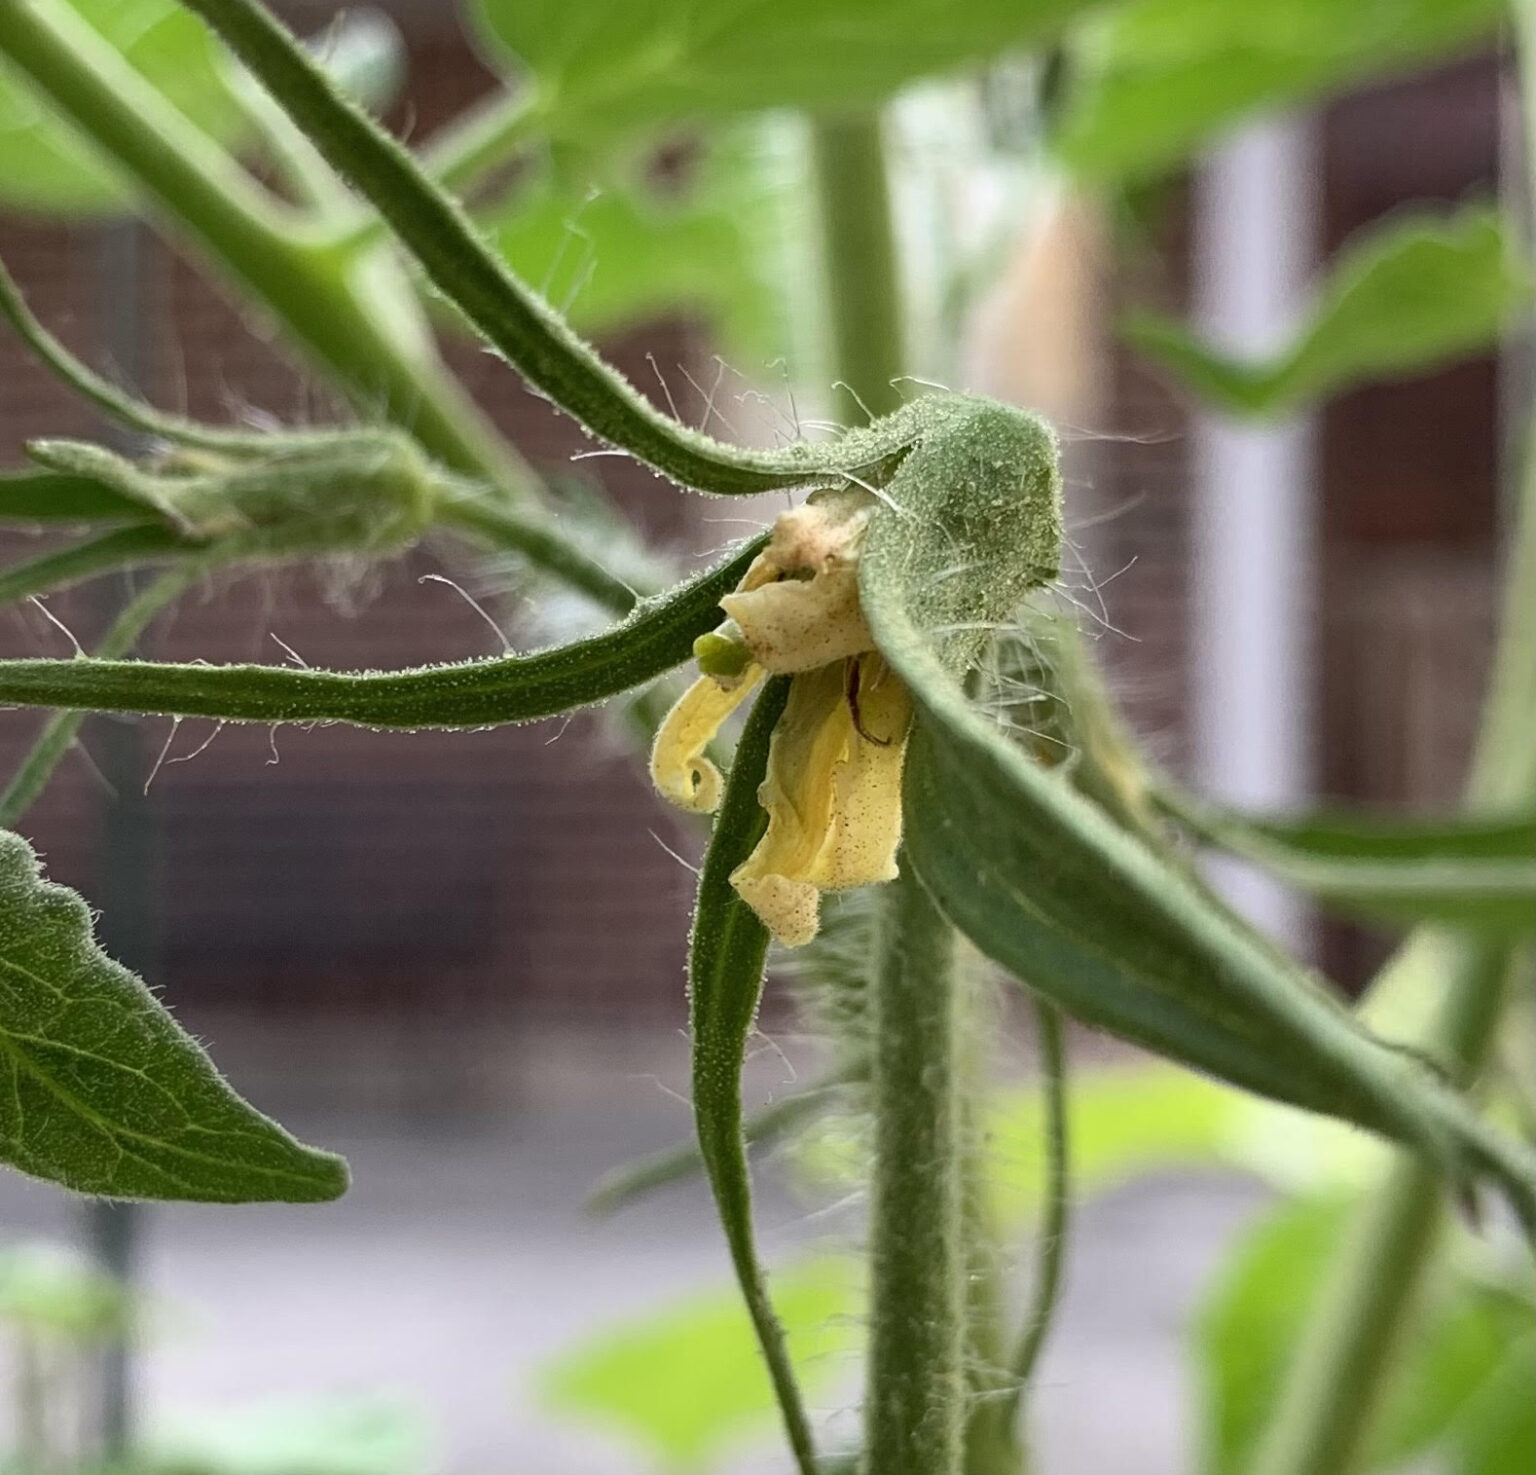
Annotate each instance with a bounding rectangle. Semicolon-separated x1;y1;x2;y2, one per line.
1453;1334;1536;1475
147;1398;428;1475
482;136;782;364
1177;791;1536;932
1124;208;1530;417
1197;1194;1536;1475
987;1064;1239;1225
0;0;244;214
540;1256;860;1472
468;0;1102;143
1198;1196;1348;1475
1055;0;1504;183
0;1240;134;1343
0;829;348;1202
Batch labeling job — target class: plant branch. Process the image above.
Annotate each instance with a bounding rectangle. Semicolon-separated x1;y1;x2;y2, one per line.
0;563;210;826
0;527;199;609
171;0;931;495
1008;998;1071;1403
0;6;517;487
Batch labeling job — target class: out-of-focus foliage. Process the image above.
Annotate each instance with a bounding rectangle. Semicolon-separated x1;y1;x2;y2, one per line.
482;132;785;365
540;1255;861;1473
1125;207;1532;416
466;0;1103;145
147;1399;430;1475
1055;0;1505;183
0;0;243;212
0;1240;135;1344
1198;1195;1536;1475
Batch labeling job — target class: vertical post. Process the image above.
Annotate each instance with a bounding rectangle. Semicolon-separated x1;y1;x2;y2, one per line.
1190;120;1318;943
80;219;154;1464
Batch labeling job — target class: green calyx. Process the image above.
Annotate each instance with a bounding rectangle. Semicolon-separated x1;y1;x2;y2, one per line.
27;427;437;558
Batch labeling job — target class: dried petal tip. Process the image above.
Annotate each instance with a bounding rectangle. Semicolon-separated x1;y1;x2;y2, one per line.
722;490;877;674
650;667;763;813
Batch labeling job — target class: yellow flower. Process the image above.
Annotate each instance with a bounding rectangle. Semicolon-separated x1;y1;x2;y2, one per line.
650;491;913;946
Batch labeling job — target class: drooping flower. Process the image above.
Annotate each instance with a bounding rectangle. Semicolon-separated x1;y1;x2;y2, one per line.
650;489;913;945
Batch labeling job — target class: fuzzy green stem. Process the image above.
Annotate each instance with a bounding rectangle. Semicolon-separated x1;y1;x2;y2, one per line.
1246;73;1536;1467
810;115;908;422
864;861;967;1475
171;0;930;496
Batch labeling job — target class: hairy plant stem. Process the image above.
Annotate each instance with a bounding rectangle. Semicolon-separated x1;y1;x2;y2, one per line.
0;0;623;611
1246;44;1536;1462
865;862;967;1475
807;108;973;1475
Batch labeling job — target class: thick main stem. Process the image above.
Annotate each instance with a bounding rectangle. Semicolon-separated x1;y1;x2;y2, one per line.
807;109;969;1475
1246;29;1536;1466
864;862;967;1475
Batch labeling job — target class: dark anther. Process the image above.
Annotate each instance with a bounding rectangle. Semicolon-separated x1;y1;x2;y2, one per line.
845;657;891;746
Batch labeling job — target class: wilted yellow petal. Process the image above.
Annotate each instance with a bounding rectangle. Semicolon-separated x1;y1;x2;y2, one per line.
721;567;873;674
730;654;912;945
650;666;764;813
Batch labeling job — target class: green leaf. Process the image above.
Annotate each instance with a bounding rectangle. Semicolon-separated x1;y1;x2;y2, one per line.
1055;0;1504;184
987;1063;1239;1226
686;675;819;1474
0;535;764;728
0;469;161;525
469;0;1103;144
146;1397;428;1475
0;829;346;1202
1196;1194;1536;1475
483;139;782;364
1197;1196;1348;1475
1453;1334;1536;1475
540;1255;861;1473
856;395;1536;1230
1176;794;1536;932
0;0;244;214
0;1240;135;1343
1124;208;1531;416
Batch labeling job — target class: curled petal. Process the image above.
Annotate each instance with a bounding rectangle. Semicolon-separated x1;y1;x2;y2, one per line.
730;654;912;945
651;666;764;813
722;568;873;674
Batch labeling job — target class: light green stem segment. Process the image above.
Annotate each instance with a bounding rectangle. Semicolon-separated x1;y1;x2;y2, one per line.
1247;79;1536;1468
0;563;209;827
864;862;968;1475
0;0;513;486
811;115;908;422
